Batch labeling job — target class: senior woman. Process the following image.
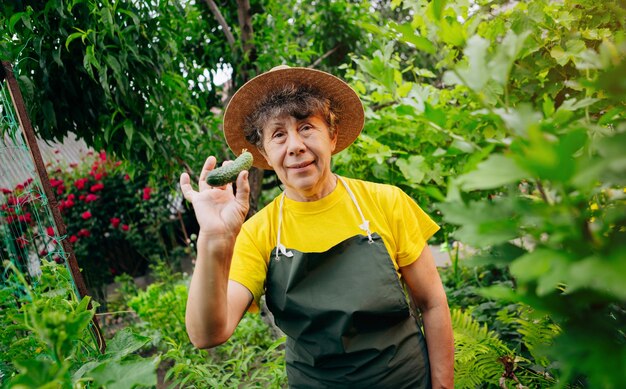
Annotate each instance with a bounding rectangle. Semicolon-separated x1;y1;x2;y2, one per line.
180;65;454;388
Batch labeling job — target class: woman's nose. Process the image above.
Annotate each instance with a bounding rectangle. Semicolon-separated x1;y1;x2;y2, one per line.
286;132;306;155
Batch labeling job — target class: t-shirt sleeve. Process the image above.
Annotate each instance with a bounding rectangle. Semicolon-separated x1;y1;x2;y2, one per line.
390;187;440;268
229;226;268;313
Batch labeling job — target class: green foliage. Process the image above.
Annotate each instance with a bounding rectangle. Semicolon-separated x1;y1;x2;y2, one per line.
435;0;624;387
0;0;224;179
125;270;287;388
0;260;158;388
1;150;179;304
48;151;178;300
452;307;558;389
452;307;511;388
0;0;378;183
339;0;626;386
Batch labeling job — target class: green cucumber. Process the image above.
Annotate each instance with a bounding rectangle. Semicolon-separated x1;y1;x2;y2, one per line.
206;150;253;186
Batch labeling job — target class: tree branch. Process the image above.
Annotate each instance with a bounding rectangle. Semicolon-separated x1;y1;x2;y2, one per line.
203;0;235;49
308;44;341;69
237;0;256;67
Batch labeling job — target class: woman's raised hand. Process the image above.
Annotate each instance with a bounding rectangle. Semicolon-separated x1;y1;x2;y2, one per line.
179;156;250;240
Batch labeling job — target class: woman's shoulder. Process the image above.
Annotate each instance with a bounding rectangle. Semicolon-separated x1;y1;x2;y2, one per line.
341;176;403;201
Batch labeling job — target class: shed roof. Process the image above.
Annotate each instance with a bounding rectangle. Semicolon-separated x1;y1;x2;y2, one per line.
0;132;92;191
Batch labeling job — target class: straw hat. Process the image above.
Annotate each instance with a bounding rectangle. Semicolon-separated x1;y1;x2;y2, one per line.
223;65;365;170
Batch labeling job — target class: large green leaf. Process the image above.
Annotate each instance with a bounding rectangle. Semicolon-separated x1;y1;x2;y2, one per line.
105;327;152;359
489;30;531;86
566;249;626;300
444;35;490;91
510;249;573;296
456;154;528;191
87;357;160;389
437;200;521;247
396;155;426;185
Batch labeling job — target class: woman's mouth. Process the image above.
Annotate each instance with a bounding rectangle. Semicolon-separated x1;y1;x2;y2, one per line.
288;160;314;169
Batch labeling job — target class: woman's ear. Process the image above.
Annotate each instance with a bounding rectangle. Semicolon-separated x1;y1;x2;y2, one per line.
330;129;338;152
258;148;272;167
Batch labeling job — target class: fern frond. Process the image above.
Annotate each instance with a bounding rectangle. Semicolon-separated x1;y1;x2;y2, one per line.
452;308;512;388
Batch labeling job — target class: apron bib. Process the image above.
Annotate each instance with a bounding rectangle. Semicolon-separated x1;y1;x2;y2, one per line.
265;177;431;388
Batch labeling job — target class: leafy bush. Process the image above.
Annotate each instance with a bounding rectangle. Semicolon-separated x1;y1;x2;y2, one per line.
125;265;287;388
451;307;557;389
336;0;625;386
1;150;181;304
0;259;158;388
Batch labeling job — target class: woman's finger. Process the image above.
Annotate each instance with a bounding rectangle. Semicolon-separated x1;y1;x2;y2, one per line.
179;172;195;202
235;170;251;208
198;156;217;189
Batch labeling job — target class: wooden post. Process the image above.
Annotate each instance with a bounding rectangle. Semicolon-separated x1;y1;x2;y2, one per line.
1;61;106;353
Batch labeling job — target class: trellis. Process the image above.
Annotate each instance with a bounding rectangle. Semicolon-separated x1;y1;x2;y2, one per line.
0;61;105;352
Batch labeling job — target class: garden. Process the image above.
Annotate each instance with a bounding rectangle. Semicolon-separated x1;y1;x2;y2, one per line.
1;0;625;388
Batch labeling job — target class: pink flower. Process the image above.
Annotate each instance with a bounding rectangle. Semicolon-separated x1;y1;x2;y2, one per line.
90;183;104;192
79;195;86;201
74;178;88;190
46;226;55;236
94;173;103;180
78;228;91;238
67;193;76;201
81;211;92;220
110;217;121;228
142;187;152;200
57;186;65;195
99;151;107;161
63;199;75;208
50;178;63;188
69;235;78;243
69;162;78;168
85;194;99;202
124;174;130;181
7;196;27;206
18;213;32;223
16;236;28;248
1;188;12;194
121;224;129;231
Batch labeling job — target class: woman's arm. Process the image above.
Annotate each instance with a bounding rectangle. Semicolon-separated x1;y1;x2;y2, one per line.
185;235;253;348
400;245;455;389
180;156;253;348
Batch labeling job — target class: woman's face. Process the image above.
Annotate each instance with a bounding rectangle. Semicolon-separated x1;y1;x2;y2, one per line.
260;113;337;201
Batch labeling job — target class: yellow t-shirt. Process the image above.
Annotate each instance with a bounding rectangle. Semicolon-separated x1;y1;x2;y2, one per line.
229;177;440;310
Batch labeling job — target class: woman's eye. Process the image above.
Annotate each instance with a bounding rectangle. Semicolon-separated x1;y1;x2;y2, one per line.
300;125;312;132
272;131;285;139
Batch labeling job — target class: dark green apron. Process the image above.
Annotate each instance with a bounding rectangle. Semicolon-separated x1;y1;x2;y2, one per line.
265;178;431;388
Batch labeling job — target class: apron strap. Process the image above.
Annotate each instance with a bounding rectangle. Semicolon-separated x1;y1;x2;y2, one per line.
337;176;374;243
275;193;293;261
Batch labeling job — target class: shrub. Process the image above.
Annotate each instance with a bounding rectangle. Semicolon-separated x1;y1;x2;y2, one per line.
1;150;181;305
0;259;159;388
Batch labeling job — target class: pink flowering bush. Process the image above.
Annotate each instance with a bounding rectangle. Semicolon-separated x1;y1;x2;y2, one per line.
1;151;178;303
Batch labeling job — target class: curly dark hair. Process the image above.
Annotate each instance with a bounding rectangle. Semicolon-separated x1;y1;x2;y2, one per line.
244;84;338;151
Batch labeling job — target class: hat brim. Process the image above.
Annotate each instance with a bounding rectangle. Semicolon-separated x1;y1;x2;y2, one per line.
223;67;364;170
